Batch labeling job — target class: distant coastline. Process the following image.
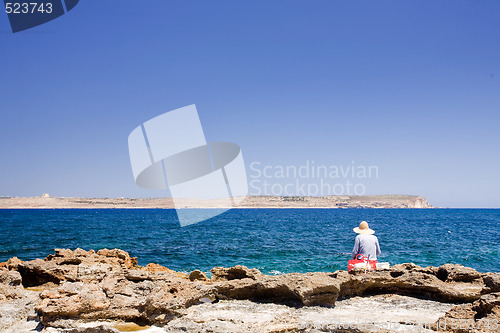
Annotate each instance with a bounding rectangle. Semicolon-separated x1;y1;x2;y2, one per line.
0;195;432;209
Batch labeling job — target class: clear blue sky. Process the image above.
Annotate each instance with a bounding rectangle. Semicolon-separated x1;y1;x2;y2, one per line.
0;0;499;208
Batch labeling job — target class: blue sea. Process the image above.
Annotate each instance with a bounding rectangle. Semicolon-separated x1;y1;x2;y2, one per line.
0;209;499;274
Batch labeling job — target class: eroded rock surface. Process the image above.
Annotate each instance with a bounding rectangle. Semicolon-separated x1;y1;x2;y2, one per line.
433;292;500;333
0;268;24;302
164;296;454;333
1;249;499;332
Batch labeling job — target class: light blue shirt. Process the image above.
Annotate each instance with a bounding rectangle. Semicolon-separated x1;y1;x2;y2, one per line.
352;234;381;261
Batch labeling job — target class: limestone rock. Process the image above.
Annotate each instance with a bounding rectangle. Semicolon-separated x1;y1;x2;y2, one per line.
0;267;22;287
189;270;208;281
36;274;208;327
0;256;23;270
338;266;484;303
434;292;500;332
483;273;500;293
0;268;25;302
96;249;138;269
0;289;41;332
436;263;483;282
17;259;65;287
210;265;263;281
212;271;340;306
143;263;174;273
58;325;120;333
164;296;453;333
1;249;498;332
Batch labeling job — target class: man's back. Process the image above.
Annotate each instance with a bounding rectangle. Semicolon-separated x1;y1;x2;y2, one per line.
352;234;381;260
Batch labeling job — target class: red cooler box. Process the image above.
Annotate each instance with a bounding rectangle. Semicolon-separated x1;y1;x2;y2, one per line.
348;254;377;271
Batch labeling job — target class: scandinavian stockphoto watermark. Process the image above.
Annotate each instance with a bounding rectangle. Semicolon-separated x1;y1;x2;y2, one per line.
298;318;499;332
3;0;80;33
128;105;248;227
249;161;378;196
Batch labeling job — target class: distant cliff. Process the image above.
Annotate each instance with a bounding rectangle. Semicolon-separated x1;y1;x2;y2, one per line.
0;195;432;209
239;195;433;208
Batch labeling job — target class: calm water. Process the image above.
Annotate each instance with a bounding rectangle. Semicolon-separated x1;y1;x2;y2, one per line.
0;209;499;274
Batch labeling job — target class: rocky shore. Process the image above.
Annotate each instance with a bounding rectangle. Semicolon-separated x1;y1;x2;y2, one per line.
0;195;432;209
1;249;498;332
